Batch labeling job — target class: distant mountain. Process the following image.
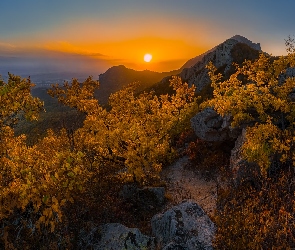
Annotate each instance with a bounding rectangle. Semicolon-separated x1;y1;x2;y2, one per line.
97;65;180;104
98;35;262;103
180;35;261;70
148;35;261;97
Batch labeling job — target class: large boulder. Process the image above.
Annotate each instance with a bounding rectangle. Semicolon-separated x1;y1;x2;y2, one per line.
95;223;155;250
191;107;240;142
151;200;215;250
230;129;261;186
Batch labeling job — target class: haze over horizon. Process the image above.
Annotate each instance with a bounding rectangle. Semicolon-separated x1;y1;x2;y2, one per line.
1;0;294;77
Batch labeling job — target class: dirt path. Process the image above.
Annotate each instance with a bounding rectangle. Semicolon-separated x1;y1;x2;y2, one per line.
161;156;217;216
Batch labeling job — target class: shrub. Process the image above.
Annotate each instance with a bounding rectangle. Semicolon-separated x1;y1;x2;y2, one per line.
214;170;295;249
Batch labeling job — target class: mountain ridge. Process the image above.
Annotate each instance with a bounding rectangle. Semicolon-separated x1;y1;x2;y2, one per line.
180;35;261;70
97;34;262;102
97;65;181;103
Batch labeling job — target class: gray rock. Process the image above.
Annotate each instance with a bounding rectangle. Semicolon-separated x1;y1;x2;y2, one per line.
230;129;261;186
179;36;261;92
278;67;295;101
191;107;240;142
151;200;215;250
285;67;295;77
97;223;155;250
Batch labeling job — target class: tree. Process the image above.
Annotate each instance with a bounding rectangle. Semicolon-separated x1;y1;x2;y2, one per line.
202;49;295;174
205;39;295;248
0;74;198;247
49;76;198;185
0;73;43;128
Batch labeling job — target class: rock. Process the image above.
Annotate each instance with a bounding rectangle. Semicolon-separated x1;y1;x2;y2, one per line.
191;107;240;142
230;35;261;51
230;129;261;186
285;67;295;77
78;222;101;249
278;67;295;101
120;184;165;209
96;223;155;250
151;200;215;250
179;36;261;92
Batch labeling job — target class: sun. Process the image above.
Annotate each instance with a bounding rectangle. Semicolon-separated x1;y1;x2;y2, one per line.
144;53;152;62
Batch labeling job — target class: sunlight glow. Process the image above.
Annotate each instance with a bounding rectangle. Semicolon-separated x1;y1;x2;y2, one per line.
144;53;152;62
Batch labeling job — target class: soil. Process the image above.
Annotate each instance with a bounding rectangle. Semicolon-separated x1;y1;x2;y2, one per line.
161;156;217;216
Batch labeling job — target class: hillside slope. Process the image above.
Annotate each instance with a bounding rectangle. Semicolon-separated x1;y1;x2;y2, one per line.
97;65;180;103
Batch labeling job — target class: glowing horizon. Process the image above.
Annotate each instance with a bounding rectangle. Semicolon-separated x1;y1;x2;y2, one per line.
0;1;294;75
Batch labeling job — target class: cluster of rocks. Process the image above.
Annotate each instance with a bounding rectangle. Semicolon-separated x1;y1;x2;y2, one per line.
190;107;262;186
79;183;215;249
79;200;215;250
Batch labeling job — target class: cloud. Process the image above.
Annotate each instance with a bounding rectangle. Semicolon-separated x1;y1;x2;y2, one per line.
0;47;112;77
0;42;16;52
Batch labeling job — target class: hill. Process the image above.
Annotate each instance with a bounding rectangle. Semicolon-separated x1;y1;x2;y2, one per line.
97;65;180;103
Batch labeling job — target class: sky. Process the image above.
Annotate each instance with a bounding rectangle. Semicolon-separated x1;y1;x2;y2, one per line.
0;0;295;76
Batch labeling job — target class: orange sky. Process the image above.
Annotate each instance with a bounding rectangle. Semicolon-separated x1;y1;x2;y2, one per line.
7;15;212;72
43;36;207;72
0;1;292;75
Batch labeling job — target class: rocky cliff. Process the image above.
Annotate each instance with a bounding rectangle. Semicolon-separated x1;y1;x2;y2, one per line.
150;35;261;96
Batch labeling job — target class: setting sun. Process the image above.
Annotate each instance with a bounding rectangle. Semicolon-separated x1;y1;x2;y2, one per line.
144;53;152;62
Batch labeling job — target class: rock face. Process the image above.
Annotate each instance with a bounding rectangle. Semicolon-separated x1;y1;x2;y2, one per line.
151;200;215;250
96;223;155;250
179;35;261;92
230;129;261;186
279;67;295;101
191;107;240;142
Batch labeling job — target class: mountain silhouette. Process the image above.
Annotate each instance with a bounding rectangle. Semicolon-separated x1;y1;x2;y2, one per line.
97;35;261;103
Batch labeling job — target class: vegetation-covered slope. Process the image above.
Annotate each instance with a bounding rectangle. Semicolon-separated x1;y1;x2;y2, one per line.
1;37;295;248
0;74;198;248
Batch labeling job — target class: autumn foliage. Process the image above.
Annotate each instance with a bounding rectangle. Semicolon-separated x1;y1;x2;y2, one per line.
0;74;198;248
202;50;295;175
202;39;295;247
2;37;295;248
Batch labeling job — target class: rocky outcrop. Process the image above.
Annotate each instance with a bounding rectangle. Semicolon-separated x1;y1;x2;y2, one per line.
230;129;261;186
191;107;240;142
151;200;215;250
279;67;295;101
95;223;155;250
181;35;260;72
230;35;261;51
85;201;215;249
179;35;261;92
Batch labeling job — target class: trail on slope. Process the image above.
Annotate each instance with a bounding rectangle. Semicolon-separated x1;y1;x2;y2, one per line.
161;156;217;216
